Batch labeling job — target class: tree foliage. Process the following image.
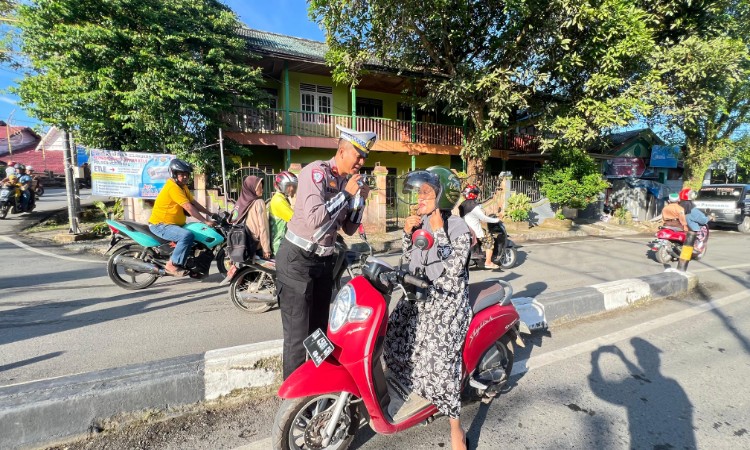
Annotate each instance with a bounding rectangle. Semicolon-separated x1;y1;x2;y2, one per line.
642;0;750;187
309;0;657;176
12;0;262;171
536;147;609;210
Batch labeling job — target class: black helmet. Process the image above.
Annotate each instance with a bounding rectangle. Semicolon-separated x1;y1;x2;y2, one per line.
168;159;193;179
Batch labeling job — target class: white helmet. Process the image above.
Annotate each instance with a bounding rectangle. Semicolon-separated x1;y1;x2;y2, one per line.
26;165;33;171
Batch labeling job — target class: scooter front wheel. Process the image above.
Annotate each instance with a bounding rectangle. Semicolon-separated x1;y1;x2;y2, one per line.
272;394;358;450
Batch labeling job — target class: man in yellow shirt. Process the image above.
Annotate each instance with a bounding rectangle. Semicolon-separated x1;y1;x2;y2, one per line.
268;171;298;255
149;159;216;276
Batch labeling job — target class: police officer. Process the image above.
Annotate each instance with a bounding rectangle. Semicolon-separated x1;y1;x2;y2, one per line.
276;124;376;379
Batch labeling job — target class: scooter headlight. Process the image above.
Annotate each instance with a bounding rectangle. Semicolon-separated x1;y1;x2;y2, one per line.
329;284;371;333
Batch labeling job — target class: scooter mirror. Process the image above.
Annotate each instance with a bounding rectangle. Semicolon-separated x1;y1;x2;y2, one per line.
412;229;434;251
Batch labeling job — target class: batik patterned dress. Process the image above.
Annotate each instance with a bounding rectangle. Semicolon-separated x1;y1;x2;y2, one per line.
384;214;473;419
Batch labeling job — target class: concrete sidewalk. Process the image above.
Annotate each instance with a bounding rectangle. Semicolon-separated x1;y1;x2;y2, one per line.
0;266;696;450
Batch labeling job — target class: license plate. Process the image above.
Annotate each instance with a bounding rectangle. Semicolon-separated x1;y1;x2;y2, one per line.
0;191;9;200
303;328;334;367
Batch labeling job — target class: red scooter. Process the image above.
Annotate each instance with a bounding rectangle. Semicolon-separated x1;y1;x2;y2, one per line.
650;225;709;264
271;230;529;449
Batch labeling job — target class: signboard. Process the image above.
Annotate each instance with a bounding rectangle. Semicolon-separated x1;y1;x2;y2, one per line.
605;157;646;178
90;149;175;198
650;145;680;168
76;146;89;166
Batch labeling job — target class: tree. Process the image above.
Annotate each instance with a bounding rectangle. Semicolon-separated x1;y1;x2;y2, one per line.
536;147;609;212
309;0;657;177
0;0;17;65
12;0;262;171
641;0;750;187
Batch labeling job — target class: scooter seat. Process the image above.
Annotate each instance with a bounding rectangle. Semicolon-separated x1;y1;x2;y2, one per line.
117;220;170;244
468;280;505;314
659;226;684;232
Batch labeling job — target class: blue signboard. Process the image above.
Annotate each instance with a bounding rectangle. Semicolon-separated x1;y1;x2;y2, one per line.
76;146;89;166
650;145;680;168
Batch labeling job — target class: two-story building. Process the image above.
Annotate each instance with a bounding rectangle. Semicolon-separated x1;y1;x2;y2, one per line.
223;28;541;178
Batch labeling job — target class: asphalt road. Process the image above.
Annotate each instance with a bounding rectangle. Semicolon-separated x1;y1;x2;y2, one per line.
1;192;749;389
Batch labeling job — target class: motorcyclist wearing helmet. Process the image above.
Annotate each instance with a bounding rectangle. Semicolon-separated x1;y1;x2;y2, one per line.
386;166;472;450
662;192;687;231
148;158;216;276
268;170;298;254
459;184;501;269
15;164;34;212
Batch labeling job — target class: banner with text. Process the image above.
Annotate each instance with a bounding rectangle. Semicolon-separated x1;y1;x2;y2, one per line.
91;149;175;198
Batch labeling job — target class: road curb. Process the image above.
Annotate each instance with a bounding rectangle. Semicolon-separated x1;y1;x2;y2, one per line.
1;270;696;449
0;340;282;450
536;269;697;326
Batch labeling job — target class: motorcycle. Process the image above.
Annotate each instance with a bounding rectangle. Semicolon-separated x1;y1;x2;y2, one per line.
469;220;518;270
270;230;529;449
32;177;44;199
227;225;374;314
0;184;34;219
105;212;231;290
650;225;709;264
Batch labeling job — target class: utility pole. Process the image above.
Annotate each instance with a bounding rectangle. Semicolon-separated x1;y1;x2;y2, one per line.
6;110;15;156
218;128;228;199
63;129;80;234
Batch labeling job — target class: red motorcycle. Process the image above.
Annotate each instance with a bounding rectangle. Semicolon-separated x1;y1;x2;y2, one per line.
650;225;709;264
271;230;529;449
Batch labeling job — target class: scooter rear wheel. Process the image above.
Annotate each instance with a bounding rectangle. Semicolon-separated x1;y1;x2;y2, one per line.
472;334;515;397
655;246;671;265
0;204;8;219
229;267;275;314
107;244;159;290
272;394;358;450
215;246;230;277
499;247;518;269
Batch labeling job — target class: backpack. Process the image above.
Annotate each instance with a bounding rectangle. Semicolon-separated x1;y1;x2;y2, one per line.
226;222;257;263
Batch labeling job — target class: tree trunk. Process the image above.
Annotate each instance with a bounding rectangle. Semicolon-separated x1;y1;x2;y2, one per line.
466;157;485;179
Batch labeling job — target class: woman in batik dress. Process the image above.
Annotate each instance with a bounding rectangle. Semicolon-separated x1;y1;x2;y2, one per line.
384;167;472;450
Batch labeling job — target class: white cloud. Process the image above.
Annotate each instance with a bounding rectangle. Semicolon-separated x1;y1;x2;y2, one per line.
0;96;18;105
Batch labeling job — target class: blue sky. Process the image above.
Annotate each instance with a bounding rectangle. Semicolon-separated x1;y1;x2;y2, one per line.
0;0;323;131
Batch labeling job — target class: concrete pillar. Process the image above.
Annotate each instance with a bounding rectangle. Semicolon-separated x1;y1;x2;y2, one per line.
362;165;388;233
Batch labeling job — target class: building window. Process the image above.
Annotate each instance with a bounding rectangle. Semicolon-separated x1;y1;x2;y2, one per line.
356;98;383;118
300;83;333;123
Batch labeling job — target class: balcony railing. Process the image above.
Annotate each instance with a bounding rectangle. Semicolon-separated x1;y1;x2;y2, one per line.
224;107;539;152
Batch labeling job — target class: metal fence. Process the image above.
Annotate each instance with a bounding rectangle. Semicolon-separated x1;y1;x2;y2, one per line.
224;168;543;227
510;180;543;202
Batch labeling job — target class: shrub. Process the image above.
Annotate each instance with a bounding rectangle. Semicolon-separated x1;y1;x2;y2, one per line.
536;147;610;211
505;192;532;222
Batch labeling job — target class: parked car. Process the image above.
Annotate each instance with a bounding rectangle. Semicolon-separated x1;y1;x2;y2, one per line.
694;184;750;233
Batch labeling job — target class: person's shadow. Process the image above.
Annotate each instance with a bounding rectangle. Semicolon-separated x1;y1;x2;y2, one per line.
589;338;696;449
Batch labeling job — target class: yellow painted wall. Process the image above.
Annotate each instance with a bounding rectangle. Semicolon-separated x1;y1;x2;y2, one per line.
286;72;349;116
355;89;410;120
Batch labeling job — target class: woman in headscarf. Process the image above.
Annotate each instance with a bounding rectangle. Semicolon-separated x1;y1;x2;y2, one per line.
231;175;272;260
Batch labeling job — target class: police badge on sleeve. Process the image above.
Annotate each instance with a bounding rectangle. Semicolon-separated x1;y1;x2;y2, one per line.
312;169;325;184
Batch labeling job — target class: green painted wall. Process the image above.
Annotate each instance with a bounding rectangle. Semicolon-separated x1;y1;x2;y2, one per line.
616;139;651;158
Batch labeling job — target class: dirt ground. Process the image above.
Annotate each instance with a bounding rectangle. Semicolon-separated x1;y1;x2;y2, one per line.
44;387;282;450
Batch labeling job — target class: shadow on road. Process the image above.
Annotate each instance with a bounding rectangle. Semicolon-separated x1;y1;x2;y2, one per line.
589;338;695;449
0;351;65;372
0;286;224;347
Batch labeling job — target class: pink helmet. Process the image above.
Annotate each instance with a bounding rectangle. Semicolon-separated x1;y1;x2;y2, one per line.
274;171;298;193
